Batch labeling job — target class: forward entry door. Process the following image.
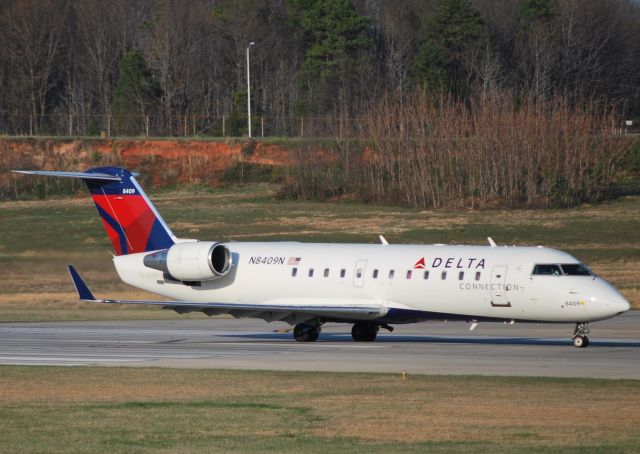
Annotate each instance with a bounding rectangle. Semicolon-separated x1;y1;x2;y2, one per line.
490;265;511;307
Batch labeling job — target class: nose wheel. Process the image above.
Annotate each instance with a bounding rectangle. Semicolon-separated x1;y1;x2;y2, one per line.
572;322;590;348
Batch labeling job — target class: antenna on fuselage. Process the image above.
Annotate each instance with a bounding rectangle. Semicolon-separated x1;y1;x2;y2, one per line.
379;235;389;245
487;237;497;247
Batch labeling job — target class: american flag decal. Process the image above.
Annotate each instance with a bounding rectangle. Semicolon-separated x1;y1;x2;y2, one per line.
287;257;301;265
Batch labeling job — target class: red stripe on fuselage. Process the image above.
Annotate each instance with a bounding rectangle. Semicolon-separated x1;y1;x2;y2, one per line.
91;194;157;255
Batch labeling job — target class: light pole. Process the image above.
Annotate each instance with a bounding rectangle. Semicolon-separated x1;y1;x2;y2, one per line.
246;41;255;138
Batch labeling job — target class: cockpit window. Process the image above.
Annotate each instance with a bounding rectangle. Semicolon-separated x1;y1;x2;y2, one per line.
532;264;562;276
532;263;594;276
560;264;592;276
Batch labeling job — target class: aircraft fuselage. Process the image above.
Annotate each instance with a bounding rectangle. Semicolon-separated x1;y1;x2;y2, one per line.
114;242;629;324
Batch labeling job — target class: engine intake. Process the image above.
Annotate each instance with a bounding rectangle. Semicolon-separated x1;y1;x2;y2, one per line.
144;242;232;282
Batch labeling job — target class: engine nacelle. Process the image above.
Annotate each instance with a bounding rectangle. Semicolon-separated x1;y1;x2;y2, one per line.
143;241;232;282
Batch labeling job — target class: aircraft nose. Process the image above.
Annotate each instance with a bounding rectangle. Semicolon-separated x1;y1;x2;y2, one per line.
602;294;631;315
614;298;631;314
601;281;632;314
591;284;631;316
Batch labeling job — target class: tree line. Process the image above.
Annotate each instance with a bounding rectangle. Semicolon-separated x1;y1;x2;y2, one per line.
1;0;640;137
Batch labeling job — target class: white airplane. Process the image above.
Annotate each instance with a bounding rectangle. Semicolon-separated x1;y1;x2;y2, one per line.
13;167;631;347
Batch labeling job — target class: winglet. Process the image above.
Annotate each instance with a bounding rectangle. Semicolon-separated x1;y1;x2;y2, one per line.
67;265;96;301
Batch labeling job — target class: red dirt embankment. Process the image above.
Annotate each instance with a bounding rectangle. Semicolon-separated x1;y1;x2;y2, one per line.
0;138;293;195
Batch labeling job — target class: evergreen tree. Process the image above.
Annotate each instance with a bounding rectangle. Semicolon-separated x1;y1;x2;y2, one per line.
112;50;160;135
412;0;489;96
520;0;556;24
288;0;373;114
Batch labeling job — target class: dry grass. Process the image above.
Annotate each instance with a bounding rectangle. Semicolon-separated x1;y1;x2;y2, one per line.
0;367;638;452
308;380;639;445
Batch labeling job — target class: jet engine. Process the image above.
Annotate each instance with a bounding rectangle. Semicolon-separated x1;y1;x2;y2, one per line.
143;241;232;282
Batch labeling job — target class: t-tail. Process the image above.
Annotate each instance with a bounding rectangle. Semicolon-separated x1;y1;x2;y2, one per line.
12;167;176;255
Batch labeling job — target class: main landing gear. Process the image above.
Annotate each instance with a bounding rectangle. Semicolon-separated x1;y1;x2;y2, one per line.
351;322;394;342
351;322;379;342
293;323;321;342
293;322;393;342
572;322;590;348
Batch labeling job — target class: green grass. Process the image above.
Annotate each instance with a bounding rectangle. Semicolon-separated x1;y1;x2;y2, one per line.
2;185;639;254
0;367;638;453
0;186;639;321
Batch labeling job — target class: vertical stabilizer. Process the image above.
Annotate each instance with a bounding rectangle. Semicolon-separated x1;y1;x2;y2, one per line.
13;167;176;255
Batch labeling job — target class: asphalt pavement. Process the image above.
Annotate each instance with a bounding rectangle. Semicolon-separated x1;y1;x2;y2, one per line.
0;311;638;378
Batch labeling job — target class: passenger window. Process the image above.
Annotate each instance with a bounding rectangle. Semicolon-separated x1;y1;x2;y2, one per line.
406;270;412;279
532;264;562;276
292;267;297;277
373;269;378;279
475;271;481;281
441;271;447;280
423;270;429;280
356;269;363;279
458;271;464;281
308;268;314;277
389;270;395;279
324;268;329;277
340;269;346;278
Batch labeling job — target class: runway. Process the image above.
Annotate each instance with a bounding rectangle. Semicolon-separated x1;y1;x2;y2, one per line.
1;312;639;379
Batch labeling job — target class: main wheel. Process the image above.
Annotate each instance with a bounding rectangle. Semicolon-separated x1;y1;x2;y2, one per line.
307;330;319;342
572;335;589;348
351;322;379;342
293;324;320;342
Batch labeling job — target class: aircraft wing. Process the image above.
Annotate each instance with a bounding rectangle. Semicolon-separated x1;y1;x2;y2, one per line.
67;266;387;324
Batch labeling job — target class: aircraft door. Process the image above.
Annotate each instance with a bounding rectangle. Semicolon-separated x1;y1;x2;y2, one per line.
353;259;367;287
490;265;511;307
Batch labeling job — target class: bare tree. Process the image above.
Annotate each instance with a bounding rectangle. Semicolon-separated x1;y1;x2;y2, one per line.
73;0;141;122
0;0;66;132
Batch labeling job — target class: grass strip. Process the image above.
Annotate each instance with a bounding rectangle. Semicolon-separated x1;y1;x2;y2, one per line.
0;367;638;453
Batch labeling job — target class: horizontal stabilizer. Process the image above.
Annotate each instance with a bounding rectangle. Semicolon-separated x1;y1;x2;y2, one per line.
12;170;122;181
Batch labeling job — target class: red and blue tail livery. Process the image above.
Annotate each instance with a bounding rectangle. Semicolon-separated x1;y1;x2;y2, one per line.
13;167;175;255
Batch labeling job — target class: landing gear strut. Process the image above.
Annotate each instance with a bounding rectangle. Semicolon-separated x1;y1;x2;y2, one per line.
293;323;321;342
572;322;590;348
351;322;379;342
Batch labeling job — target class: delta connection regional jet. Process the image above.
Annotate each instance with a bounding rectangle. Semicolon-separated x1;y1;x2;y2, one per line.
13;167;631;347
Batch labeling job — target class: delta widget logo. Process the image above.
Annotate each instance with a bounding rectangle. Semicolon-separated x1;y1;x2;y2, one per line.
413;257;426;269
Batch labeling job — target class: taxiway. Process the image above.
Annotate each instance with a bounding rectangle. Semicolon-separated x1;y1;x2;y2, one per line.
0;312;638;378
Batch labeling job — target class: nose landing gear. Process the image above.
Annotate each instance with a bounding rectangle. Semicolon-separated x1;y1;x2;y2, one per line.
572;322;590;348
